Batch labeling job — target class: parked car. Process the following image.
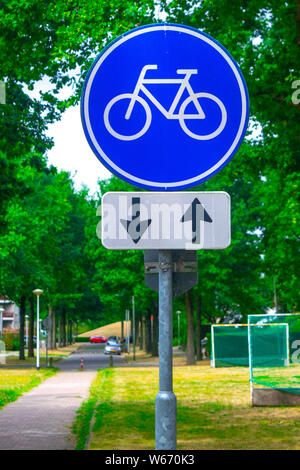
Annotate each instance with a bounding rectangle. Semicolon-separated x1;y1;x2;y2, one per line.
119;338;130;351
107;335;120;342
89;336;107;344
120;336;133;344
104;340;122;355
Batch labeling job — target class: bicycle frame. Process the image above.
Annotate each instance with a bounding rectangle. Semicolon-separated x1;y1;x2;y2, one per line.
125;65;206;120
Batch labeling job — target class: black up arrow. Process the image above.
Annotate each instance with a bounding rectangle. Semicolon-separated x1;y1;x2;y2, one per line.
180;198;212;244
120;197;152;244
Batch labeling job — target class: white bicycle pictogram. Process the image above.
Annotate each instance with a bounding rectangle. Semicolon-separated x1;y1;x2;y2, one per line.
103;65;227;141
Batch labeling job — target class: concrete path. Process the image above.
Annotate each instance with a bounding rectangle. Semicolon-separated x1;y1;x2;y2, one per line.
0;343;126;450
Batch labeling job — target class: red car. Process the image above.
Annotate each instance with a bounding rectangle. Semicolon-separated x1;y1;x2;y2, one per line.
89;336;107;344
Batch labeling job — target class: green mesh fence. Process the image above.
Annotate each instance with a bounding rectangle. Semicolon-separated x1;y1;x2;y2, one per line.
211;324;249;367
248;314;300;394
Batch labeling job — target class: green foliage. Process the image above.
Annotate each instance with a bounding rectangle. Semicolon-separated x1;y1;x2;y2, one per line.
0;162;103;328
12;338;20;351
160;0;300;314
1;330;18;351
0;0;299;345
75;337;91;343
84;176;158;323
0;0;157;110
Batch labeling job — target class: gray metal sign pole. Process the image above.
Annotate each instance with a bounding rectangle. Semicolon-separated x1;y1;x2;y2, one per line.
155;250;177;450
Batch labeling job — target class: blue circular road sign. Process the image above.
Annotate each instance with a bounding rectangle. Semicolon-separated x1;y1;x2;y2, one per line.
81;24;249;190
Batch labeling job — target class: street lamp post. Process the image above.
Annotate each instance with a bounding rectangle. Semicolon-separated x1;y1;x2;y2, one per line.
126;309;130;354
33;289;43;370
176;310;181;348
25;315;29;349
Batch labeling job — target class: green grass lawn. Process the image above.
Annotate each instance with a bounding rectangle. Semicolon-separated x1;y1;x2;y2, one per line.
252;363;300;390
0;368;57;410
2;343;79;366
73;364;300;450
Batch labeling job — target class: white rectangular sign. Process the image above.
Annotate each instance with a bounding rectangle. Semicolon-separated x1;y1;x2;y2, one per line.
100;192;230;250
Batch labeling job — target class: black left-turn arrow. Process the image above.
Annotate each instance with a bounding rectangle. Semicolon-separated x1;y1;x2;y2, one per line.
120;197;152;244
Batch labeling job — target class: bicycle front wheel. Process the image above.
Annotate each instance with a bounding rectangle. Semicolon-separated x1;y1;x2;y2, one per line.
104;93;151;141
179;93;227;140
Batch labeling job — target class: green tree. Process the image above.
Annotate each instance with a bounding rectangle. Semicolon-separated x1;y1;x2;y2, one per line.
0;165;96;356
85;176;158;347
161;0;299;313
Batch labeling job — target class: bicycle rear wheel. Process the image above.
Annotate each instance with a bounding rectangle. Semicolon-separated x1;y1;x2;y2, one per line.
179;93;227;140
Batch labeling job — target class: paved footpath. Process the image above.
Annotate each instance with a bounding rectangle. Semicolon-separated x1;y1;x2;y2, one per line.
0;344;126;450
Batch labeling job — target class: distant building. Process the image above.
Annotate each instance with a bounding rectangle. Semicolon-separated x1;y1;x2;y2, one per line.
0;297;20;329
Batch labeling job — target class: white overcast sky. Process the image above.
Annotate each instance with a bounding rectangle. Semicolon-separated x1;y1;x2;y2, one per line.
46;104;111;195
24;77;112;196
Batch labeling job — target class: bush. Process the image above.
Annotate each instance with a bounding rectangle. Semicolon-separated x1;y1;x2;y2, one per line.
2;330;18;351
75;337;90;343
12;339;20;351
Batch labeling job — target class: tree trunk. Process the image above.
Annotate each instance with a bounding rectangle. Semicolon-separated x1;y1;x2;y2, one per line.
135;313;139;347
49;305;56;350
139;316;144;350
69;319;73;344
185;290;195;365
196;292;202;361
140;316;144;349
58;312;62;347
152;304;159;357
133;310;139;355
121;320;124;339
145;311;152;354
66;316;70;345
58;313;62;347
51;308;56;349
142;315;146;351
62;309;66;347
28;296;34;358
19;296;25;360
48;305;53;349
65;316;68;346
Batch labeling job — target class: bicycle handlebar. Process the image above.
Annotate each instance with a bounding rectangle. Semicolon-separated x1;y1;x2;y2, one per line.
141;65;158;72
